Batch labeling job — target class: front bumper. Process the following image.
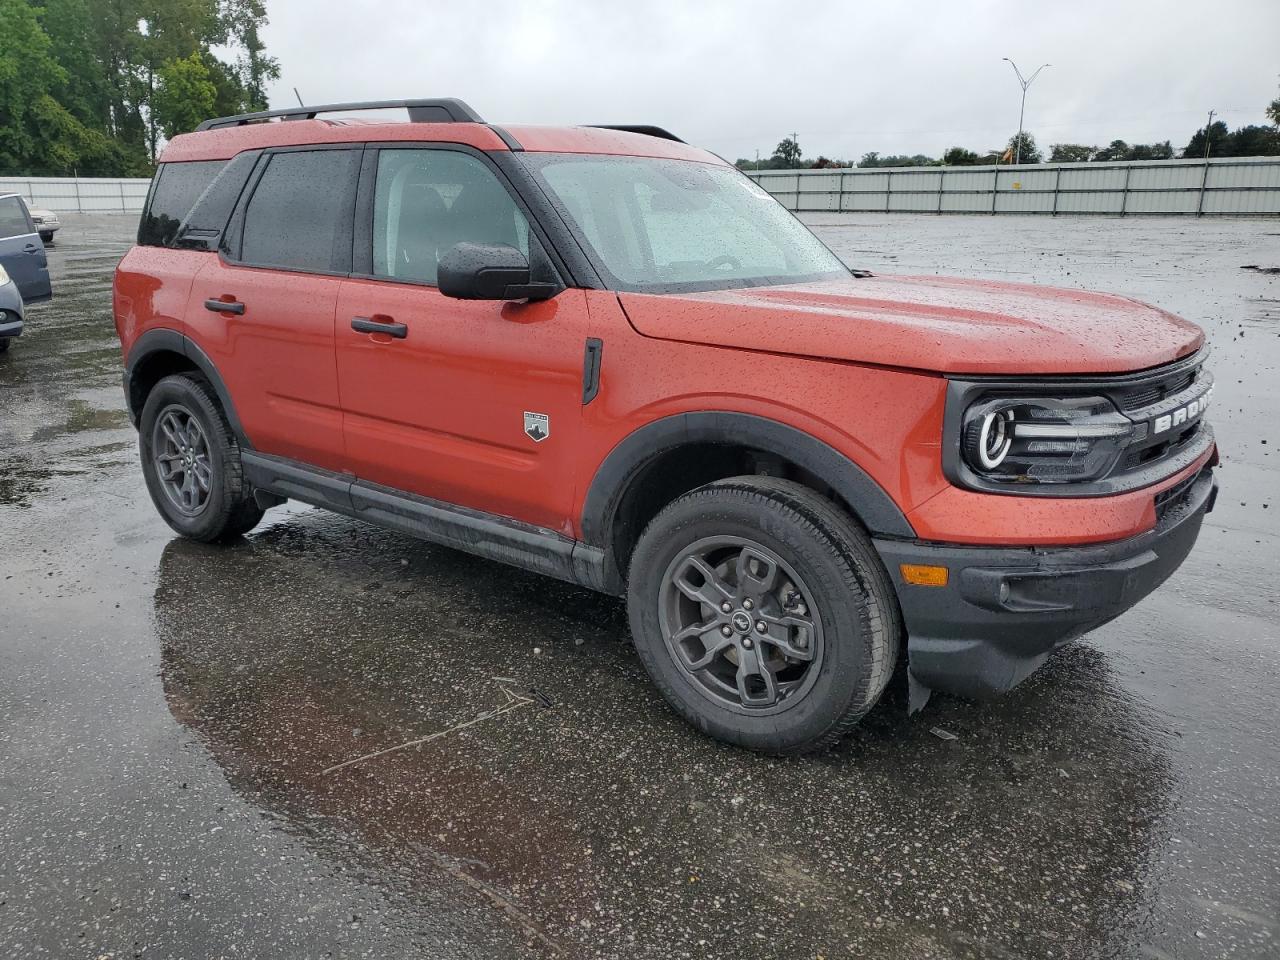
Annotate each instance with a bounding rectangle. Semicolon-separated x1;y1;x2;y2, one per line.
874;464;1217;704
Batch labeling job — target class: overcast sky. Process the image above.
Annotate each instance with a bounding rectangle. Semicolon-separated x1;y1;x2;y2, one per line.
259;0;1279;161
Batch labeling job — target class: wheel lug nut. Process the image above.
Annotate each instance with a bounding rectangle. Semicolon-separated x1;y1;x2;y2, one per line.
742;638;754;649
742;598;753;610
756;620;767;633
720;602;732;613
721;625;733;637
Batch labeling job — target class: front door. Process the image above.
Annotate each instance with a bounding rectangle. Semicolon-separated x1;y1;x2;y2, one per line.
0;195;52;303
336;146;591;534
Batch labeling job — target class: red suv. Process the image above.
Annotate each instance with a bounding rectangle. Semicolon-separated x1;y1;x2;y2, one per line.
114;99;1218;753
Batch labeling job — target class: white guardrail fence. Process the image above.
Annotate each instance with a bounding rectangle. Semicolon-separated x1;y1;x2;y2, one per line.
0;177;151;214
745;156;1280;216
4;157;1279;217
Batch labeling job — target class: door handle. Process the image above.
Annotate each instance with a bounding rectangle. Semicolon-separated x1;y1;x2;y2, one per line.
23;244;39;253
204;298;245;315
351;316;407;339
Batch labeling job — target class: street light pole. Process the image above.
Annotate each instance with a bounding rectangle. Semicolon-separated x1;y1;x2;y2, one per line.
1002;58;1051;165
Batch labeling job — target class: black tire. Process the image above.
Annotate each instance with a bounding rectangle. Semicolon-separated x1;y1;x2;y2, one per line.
40;233;53;244
0;338;9;353
627;477;902;754
138;373;264;542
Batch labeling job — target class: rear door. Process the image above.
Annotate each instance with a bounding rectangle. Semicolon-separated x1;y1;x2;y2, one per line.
0;195;52;303
185;147;361;472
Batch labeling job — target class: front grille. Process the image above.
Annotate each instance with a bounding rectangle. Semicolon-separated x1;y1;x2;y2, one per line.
1116;366;1198;413
1103;352;1213;488
1121;421;1203;471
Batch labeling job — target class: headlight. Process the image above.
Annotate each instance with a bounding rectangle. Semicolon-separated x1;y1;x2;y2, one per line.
960;396;1135;484
0;263;9;285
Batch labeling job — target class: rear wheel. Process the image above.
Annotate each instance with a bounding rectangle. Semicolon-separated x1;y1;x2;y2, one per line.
627;477;901;754
138;374;263;542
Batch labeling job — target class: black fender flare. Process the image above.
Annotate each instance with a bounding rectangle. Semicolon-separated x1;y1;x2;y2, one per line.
580;411;916;552
123;328;251;447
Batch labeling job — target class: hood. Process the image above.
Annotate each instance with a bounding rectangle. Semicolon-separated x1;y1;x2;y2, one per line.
618;274;1204;375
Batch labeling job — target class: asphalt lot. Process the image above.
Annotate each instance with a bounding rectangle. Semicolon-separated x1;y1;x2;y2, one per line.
1;212;1277;959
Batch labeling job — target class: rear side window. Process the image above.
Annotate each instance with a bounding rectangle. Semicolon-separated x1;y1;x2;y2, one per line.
0;196;32;239
138;160;227;247
239;150;360;273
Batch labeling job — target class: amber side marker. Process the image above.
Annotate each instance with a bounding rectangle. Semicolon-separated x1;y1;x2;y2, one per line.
900;564;949;587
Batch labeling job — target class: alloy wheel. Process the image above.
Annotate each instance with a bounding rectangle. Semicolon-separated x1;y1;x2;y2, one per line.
658;536;824;715
152;405;213;515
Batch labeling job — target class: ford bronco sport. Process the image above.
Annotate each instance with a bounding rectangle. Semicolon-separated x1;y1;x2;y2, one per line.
113;99;1218;754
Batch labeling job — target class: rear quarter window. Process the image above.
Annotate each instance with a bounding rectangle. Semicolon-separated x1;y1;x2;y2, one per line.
138;160;227;247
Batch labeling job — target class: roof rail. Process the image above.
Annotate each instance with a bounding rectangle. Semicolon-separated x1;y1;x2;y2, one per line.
196;98;484;132
589;125;685;144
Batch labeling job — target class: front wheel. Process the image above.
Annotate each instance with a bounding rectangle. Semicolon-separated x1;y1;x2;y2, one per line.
0;338;9;353
138;373;263;542
627;477;902;754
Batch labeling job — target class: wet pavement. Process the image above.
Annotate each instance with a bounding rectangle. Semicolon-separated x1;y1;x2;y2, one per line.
2;213;1277;959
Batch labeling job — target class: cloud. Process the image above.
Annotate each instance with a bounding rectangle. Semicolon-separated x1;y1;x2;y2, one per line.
263;0;1280;160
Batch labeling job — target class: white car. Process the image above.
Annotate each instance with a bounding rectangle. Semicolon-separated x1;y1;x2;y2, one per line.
29;208;60;244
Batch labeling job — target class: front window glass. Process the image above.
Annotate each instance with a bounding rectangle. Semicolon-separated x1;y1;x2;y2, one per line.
373;149;529;285
522;154;848;292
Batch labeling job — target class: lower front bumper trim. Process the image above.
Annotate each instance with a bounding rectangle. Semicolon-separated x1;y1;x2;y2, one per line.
874;467;1216;704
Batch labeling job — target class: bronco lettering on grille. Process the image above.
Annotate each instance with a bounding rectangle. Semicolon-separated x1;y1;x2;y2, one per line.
1152;386;1212;436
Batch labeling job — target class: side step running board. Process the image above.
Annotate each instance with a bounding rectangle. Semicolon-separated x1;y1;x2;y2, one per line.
240;451;616;594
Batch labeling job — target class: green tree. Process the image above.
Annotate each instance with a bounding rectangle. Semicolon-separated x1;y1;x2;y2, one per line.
1128;141;1173;161
858;152;935;168
771;135;801;168
0;0;279;175
1269;90;1280;127
1006;131;1041;163
1181;120;1229;159
1224;125;1280;157
222;0;279;111
1093;139;1131;161
942;146;980;165
1049;143;1096;162
0;0;111;174
153;51;216;139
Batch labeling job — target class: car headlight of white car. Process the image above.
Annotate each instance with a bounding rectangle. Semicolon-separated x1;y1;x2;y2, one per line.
0;263;10;285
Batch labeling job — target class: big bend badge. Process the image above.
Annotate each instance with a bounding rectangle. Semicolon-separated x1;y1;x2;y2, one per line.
523;411;550;443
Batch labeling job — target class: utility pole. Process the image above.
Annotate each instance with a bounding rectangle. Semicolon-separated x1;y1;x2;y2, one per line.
1002;58;1051;165
1196;110;1216;217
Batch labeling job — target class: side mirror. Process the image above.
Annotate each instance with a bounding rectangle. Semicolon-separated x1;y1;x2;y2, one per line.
437;242;558;302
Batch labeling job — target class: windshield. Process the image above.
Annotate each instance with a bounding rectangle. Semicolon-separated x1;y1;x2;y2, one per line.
521;153;849;293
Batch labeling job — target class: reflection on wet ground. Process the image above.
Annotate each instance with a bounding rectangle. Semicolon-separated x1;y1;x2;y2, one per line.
2;215;1278;959
154;526;1178;958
